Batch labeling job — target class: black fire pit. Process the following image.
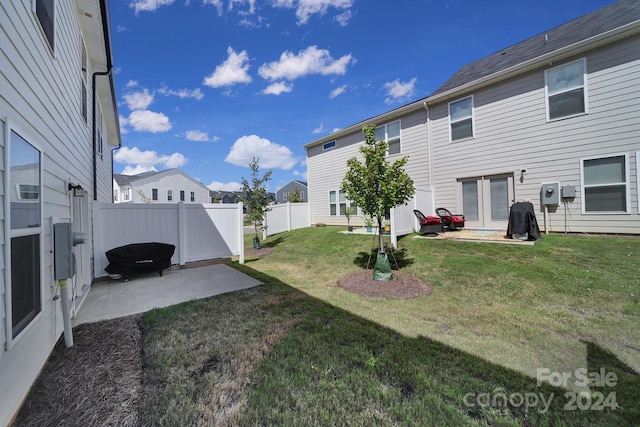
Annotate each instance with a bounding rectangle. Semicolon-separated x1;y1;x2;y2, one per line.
105;242;175;281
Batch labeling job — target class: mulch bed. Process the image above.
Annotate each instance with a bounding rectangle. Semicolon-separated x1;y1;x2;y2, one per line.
337;270;433;299
12;316;143;427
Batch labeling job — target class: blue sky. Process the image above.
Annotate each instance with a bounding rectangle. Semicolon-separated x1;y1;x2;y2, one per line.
111;0;615;192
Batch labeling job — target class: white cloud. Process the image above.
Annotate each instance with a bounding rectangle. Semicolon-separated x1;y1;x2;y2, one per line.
185;130;216;142
203;47;252;88
333;9;352;26
258;45;353;81
261;81;293;95
293;169;308;181
203;0;223;14
225;135;297;170
329;85;346;98
208;181;242;191
158;86;204;100
130;0;175;14
121;165;157;175
383;77;417;104
114;146;187;171
312;123;325;134
230;0;256;14
123;89;154;110
119;115;129;134
127;110;172;133
126;79;138;88
271;0;353;24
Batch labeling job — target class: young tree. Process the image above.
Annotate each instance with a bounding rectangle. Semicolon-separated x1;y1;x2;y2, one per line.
341;124;415;279
240;157;272;249
288;186;303;202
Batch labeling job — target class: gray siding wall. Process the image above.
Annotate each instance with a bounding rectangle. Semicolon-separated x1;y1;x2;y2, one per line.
276;181;307;203
429;35;640;234
307;109;430;226
0;1;116;423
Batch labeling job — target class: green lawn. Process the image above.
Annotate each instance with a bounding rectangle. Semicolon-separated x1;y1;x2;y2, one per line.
140;227;640;426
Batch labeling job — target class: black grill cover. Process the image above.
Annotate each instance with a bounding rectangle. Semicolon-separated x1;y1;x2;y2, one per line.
507;202;541;241
105;242;175;277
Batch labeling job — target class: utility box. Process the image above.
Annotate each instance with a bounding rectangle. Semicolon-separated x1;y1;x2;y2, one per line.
541;182;560;206
561;185;576;199
54;223;86;280
54;223;74;280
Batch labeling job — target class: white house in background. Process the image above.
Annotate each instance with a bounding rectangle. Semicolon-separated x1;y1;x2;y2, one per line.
304;0;640;234
0;0;121;424
276;180;308;203
113;169;211;204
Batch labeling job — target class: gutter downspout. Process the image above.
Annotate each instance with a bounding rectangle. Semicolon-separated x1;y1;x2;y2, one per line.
423;101;433;187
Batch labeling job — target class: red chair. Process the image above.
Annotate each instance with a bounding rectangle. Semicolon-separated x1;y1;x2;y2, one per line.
435;208;465;231
413;210;444;235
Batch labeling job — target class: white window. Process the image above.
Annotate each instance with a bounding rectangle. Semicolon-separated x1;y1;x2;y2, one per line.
545;58;587;121
114;189;119;202
323;140;336;151
190;191;195;202
329;190;356;216
123;187;130;201
449;96;474;141
8;130;43;341
34;0;55;51
167;189;173;201
283;193;288;200
376;120;401;155
581;154;629;213
180;190;185;202
152;188;158;201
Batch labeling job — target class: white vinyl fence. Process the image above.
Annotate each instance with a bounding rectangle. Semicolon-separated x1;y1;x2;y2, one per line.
389;187;435;246
93;202;244;277
263;202;311;237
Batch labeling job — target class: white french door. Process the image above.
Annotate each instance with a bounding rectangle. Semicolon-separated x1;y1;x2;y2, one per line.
457;173;514;229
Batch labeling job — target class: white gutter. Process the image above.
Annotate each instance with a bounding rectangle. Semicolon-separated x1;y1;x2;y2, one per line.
423;101;433;187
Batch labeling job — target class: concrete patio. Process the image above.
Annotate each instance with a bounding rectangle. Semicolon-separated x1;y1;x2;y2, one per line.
73;263;262;325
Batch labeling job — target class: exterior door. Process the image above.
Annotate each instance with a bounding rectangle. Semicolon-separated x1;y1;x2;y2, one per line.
458;173;514;229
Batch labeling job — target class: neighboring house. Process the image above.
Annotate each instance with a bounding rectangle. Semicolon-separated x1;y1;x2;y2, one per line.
304;0;640;234
276;180;308;203
210;190;276;204
0;0;121;424
113;169;210;204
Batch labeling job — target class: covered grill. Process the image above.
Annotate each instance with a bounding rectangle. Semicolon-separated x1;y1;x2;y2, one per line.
105;242;175;280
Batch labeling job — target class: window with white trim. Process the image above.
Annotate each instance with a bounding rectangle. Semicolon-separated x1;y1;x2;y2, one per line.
376;120;401;155
35;0;55;51
545;58;587;121
180;190;185;202
114;189;119;202
152;188;158;201
123;187;130;201
190;191;195;202
9;130;42;340
449;96;474;141
581;154;629;213
329;190;357;216
167;189;173;201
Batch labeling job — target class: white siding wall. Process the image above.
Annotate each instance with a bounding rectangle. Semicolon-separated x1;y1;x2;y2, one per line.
131;172;210;204
429;36;640;234
307;110;430;226
0;1;116;424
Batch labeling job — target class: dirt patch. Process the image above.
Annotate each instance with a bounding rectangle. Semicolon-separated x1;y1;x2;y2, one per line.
337;270;433;299
245;246;275;258
12;316;142;427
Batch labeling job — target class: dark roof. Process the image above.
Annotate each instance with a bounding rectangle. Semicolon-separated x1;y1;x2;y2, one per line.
113;171;158;186
432;0;640;95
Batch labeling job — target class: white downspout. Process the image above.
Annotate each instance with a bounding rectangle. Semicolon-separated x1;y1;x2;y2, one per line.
423;101;433;187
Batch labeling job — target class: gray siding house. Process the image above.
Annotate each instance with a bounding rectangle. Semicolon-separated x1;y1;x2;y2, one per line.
113;169;211;204
276;180;308;203
0;0;121;424
305;0;640;234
